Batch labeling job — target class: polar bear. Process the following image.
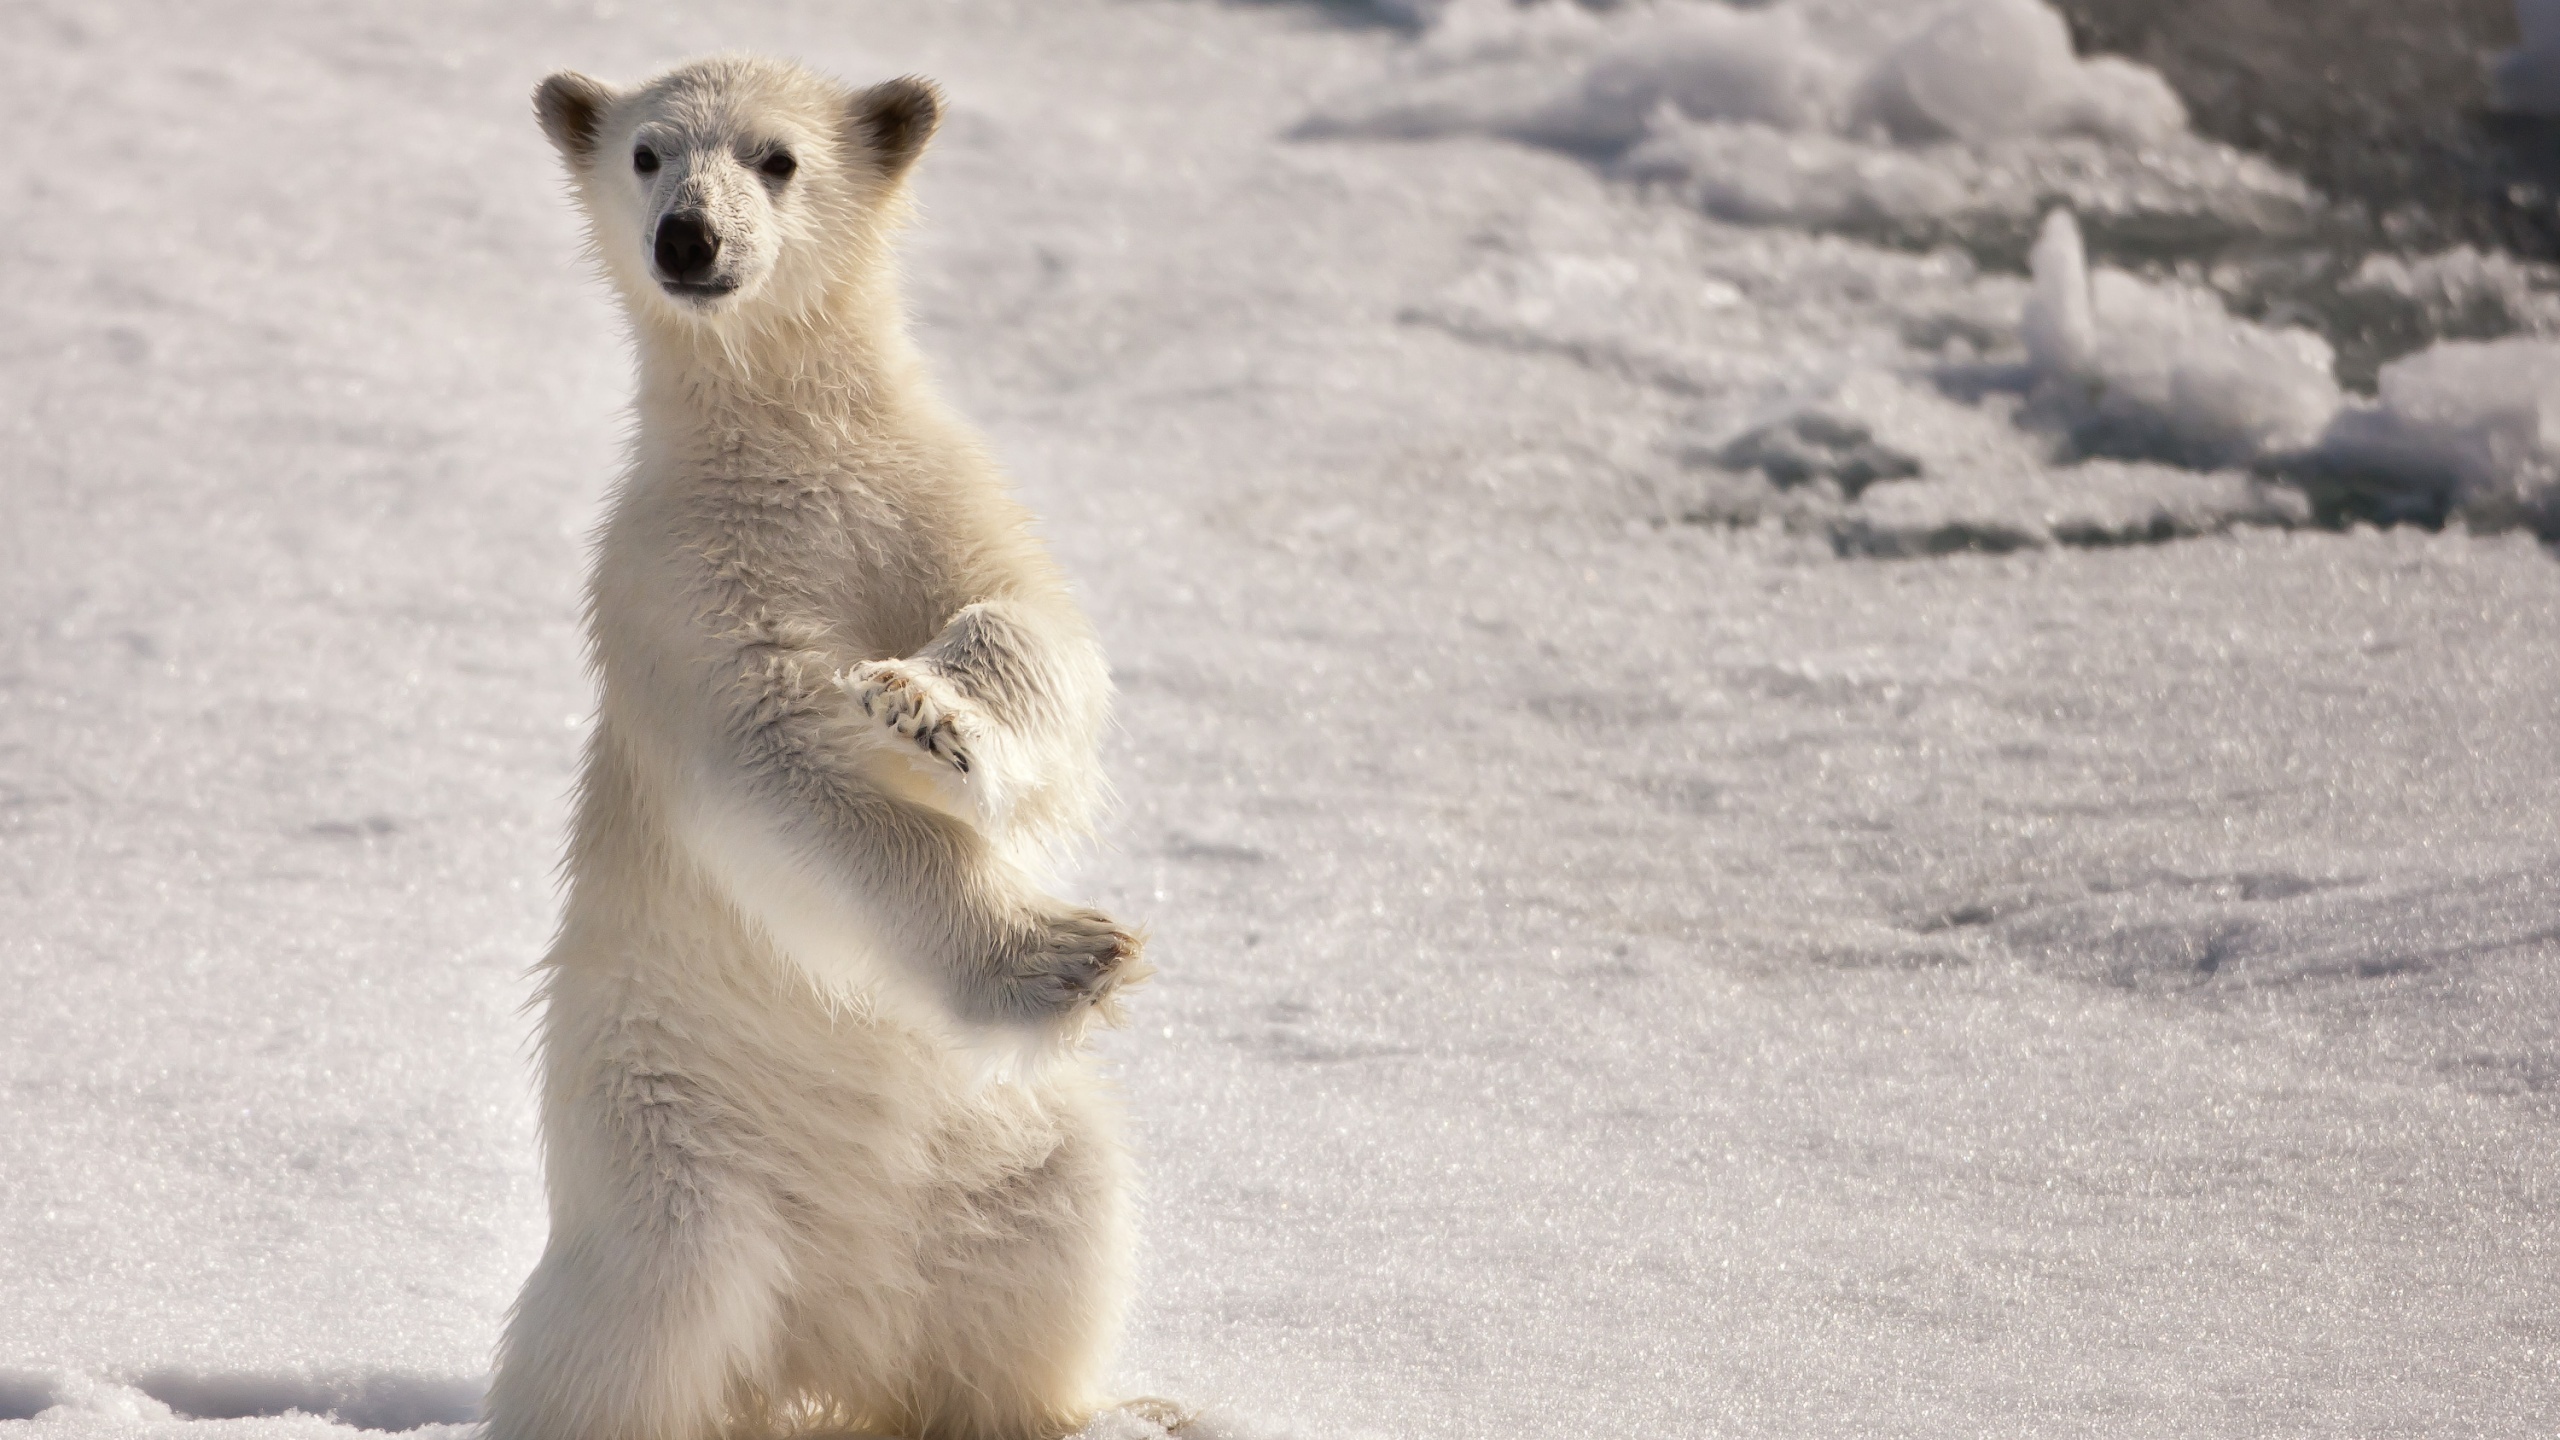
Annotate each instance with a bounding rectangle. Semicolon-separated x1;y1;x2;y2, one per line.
486;56;1150;1440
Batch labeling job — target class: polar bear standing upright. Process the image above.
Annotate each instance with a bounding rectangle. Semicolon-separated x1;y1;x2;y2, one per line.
487;56;1149;1440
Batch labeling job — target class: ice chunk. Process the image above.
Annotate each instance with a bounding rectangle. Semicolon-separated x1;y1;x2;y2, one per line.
1856;0;2077;143
2051;55;2190;143
1522;6;1846;150
2342;246;2560;340
1314;0;2187;153
1619;119;1975;234
2021;207;2096;375
1853;0;2182;145
2022;209;2341;468
1833;460;2308;556
1306;3;1842;152
1630;121;1936;231
2312;338;2560;532
2492;0;2560;114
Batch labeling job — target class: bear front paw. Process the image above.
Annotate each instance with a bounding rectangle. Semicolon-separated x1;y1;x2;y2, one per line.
1005;906;1149;1023
843;659;976;776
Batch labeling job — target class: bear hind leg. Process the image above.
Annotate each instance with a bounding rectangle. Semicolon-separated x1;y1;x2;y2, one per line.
486;1112;794;1440
893;1148;1130;1440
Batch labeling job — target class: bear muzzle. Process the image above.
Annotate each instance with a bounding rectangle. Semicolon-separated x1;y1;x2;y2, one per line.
652;211;734;298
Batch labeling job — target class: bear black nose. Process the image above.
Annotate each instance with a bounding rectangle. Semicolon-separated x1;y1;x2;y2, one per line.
654;212;722;284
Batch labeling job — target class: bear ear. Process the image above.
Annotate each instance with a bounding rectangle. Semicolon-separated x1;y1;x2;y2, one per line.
849;76;942;181
535;71;618;162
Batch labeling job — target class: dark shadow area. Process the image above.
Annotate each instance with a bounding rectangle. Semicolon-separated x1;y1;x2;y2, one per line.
132;1371;484;1433
2269;455;2464;532
2052;0;2560;387
1225;0;1418;29
0;1372;58;1422
2056;0;2534;242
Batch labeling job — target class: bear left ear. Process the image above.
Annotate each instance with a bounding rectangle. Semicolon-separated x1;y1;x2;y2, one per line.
536;71;618;163
850;76;942;181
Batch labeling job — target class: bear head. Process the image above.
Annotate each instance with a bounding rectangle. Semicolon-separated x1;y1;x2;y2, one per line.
534;55;940;326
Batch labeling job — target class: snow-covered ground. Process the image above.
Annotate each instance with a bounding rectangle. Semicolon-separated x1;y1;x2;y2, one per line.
4;0;2559;1436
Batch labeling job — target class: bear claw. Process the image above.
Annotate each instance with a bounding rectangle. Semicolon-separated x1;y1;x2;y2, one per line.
844;659;976;776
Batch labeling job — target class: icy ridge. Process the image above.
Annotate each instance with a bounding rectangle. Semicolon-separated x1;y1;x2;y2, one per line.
1319;0;2560;548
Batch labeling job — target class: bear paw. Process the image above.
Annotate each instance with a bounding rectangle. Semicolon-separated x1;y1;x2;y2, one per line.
843;659;977;776
1004;905;1149;1023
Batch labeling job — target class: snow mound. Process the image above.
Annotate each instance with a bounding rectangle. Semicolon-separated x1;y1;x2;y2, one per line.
1849;0;2183;146
1620;115;2311;253
1671;375;2310;557
1299;2;1824;151
1303;0;2310;249
1681;404;2310;556
2021;210;2342;468
1826;459;2309;557
1309;0;2173;151
2310;338;2560;532
2340;245;2560;343
0;1372;481;1437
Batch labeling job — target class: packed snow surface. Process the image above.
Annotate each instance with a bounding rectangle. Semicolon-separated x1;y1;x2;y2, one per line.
4;0;2560;1437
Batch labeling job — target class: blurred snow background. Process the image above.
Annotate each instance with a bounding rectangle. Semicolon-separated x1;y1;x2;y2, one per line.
3;0;2558;1436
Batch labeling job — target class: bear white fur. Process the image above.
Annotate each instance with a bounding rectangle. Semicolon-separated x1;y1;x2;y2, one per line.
485;56;1149;1440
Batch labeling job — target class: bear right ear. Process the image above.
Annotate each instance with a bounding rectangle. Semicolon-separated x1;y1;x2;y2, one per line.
535;71;617;162
850;76;942;181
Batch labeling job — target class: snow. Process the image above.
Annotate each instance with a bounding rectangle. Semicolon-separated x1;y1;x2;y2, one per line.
2021;208;2343;469
1852;0;2184;146
1310;0;2311;254
2316;338;2560;531
1308;0;2184;150
4;0;2560;1436
2341;244;2560;349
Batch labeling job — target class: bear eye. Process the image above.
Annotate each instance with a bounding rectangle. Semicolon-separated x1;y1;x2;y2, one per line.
633;145;660;174
758;150;796;181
